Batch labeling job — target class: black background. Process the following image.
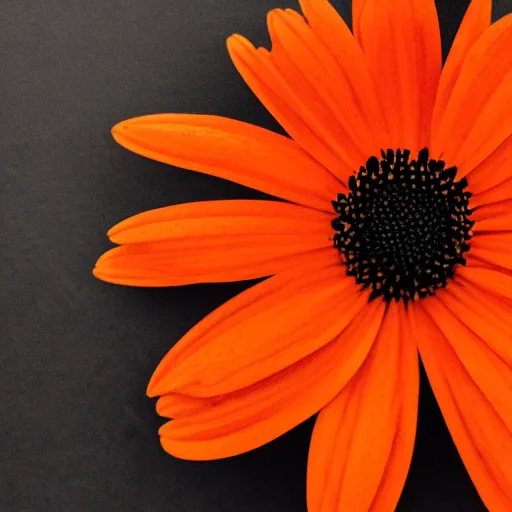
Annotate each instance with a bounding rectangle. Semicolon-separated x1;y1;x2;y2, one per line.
2;0;511;510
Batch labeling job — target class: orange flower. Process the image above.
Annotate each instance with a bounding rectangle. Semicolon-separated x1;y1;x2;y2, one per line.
94;0;512;510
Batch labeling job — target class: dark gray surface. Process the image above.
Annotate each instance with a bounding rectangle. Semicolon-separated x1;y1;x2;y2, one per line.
2;0;510;510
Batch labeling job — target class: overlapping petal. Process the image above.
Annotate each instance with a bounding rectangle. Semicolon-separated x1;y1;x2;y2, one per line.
435;279;512;369
267;7;382;170
227;34;352;183
94;200;336;286
468;136;512;204
413;298;512;511
155;300;386;460
431;0;492;138
432;14;512;176
352;0;368;41
298;0;385;150
358;0;442;152
148;262;369;398
307;304;419;512
456;258;512;299
469;232;512;270
472;199;512;232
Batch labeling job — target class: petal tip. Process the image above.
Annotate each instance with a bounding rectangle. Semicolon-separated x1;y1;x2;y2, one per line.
226;33;241;46
147;366;189;398
226;33;253;53
111;120;130;139
266;8;281;21
92;265;109;283
147;372;166;398
111;115;154;142
106;224;121;240
155;397;166;416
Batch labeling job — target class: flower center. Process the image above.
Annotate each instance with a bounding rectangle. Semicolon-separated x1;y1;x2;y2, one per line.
332;149;474;302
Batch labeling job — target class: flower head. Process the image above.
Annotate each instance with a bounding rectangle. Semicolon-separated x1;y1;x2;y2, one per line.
95;0;512;510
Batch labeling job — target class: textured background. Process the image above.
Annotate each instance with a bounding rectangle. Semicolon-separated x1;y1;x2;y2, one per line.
2;0;511;510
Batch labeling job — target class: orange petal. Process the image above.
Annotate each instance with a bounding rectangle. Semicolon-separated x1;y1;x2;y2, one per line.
156;299;386;460
454;71;512;176
352;0;368;41
456;258;512;299
471;178;512;209
468;136;512;203
107;200;334;245
94;200;337;286
297;0;386;152
431;0;492;140
227;34;351;184
95;246;338;287
111;113;341;212
266;8;379;172
358;0;441;152
148;264;369;398
432;15;512;175
470;232;512;270
434;282;512;370
472;199;512;233
307;303;419;512
413;300;512;511
156;393;212;419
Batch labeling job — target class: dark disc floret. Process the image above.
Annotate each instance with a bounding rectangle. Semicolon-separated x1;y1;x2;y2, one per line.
332;148;474;302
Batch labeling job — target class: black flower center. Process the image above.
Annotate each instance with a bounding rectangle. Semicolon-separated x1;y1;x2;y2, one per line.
332;149;474;302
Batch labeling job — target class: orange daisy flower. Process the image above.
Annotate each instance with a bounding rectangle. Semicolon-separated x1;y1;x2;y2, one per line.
94;0;512;510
